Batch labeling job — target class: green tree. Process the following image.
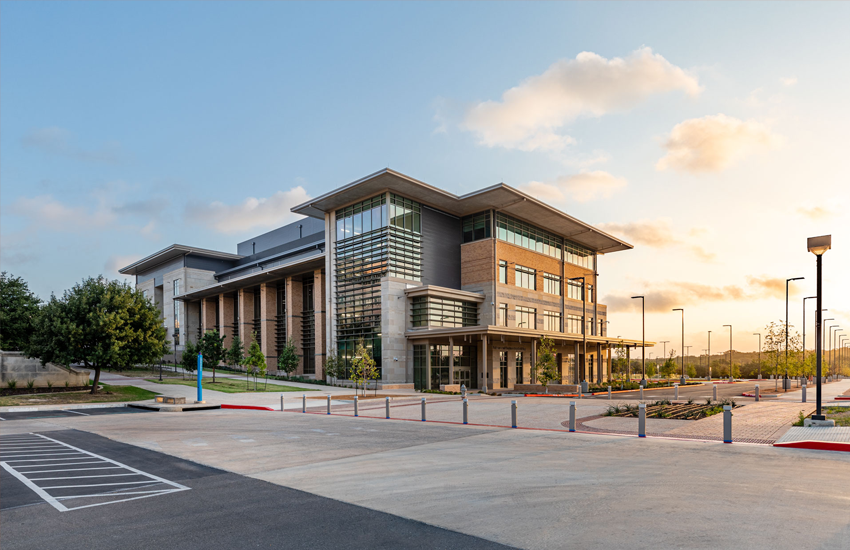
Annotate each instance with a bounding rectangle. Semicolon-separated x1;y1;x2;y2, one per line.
227;335;245;371
533;337;559;393
26;277;167;394
351;342;378;396
660;351;676;379
686;364;697;379
277;338;299;379
646;362;657;377
0;272;41;351
244;334;267;391
324;352;343;385
181;340;198;375
198;330;226;383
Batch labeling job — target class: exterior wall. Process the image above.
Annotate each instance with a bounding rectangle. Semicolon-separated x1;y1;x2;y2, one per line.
260;283;277;365
381;278;411;385
421;206;462;289
220;294;234;347
201;298;217;334
286;277;304;374
238;288;254;347
460;239;496;326
155;266;217;355
186;301;201;345
313;269;326;379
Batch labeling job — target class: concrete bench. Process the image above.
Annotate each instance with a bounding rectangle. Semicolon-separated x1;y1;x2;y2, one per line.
440;384;462;393
155;396;186;405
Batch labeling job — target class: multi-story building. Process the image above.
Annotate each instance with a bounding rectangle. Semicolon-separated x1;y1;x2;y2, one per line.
121;168;649;390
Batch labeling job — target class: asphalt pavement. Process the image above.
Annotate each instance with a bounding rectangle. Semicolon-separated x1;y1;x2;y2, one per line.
0;407;151;422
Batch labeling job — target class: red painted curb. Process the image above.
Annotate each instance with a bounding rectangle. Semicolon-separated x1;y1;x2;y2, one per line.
773;441;850;453
835;396;850;400
221;404;275;411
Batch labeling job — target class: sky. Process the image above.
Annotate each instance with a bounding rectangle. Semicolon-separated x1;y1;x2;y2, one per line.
2;1;849;355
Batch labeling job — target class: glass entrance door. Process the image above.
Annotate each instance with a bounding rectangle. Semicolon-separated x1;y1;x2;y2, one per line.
453;368;471;388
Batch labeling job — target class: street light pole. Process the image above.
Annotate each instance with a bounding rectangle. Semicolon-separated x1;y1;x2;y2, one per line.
723;325;733;380
673;308;685;384
830;327;842;377
632;296;646;385
570;276;587;385
753;333;761;378
802;296;817;368
707;331;711;380
785;277;804;390
807;235;831;420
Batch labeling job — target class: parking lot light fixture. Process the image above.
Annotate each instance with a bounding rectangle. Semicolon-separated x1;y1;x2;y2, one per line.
807;234;830;420
785;277;804;389
723;325;733;381
673;309;685;384
753;333;761;379
632;296;645;384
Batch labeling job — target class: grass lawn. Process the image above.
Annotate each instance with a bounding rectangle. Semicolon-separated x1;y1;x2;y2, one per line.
145;377;313;393
0;385;159;407
824;406;850;427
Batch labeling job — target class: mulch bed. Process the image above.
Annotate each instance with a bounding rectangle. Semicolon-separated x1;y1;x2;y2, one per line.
0;386;90;397
567;415;776;445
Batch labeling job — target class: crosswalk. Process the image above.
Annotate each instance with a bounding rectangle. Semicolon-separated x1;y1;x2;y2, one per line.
0;433;189;512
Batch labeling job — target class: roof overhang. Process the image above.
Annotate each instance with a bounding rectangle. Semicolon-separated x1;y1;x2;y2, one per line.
404;285;486;303
292;169;632;254
175;252;324;301
119;245;242;276
404;325;653;347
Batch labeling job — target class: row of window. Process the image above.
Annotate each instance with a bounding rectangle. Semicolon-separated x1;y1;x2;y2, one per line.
497;305;601;335
410;296;479;328
498;261;593;301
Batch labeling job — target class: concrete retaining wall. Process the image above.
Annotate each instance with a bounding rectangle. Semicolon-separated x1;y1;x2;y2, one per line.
0;351;90;388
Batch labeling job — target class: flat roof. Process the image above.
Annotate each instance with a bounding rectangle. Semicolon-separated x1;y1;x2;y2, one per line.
292;168;633;254
118;244;242;275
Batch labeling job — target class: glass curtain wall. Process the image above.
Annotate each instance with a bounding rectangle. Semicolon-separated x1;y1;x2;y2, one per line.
411;296;478;327
495;212;596;269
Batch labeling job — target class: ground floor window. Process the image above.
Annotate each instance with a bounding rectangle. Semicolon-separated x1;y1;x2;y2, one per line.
515;351;523;384
499;351;508;388
413;345;427;390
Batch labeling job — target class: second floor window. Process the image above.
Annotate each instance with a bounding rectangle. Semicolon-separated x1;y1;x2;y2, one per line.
498;260;507;284
567;280;583;301
515;306;536;329
544;273;561;295
515;265;536;290
566;314;583;334
498;303;508;326
543;311;561;332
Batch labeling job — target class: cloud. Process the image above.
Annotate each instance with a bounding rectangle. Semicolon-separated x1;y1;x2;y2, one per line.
656;114;781;173
780;76;798;87
603;276;794;313
520;170;627;203
797;206;834;220
10;195;116;230
22;127;125;164
113;197;169;218
104;255;143;277
597;218;716;261
185;187;310;234
459;47;701;153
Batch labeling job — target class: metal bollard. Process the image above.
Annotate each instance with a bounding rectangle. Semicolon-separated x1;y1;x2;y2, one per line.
463;398;468;425
712;385;717;402
327;395;331;415
511;400;517;428
754;384;760;402
802;383;807;403
385;397;391;419
569;401;576;432
281;394;284;412
608;386;612;399
638;403;646;437
674;383;679;400
421;397;426;421
302;394;306;413
723;405;732;443
639;386;644;401
354;395;359;417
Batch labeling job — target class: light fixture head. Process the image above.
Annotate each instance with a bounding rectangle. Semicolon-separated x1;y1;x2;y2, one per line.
807;234;831;256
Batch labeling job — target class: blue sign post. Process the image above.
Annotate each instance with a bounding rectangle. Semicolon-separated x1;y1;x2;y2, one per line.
196;353;204;403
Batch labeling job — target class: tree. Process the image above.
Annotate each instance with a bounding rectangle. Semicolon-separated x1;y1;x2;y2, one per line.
324;352;343;385
26;277;168;394
227;335;245;371
533;337;559;393
181;340;198;376
351;342;378;396
277;338;299;379
244;334;267;391
686;364;697;379
0;272;41;351
646;362;657;378
660;351;676;379
198;330;226;383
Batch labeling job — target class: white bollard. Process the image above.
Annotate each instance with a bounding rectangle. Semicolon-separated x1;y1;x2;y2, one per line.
674;383;679;400
354;395;359;417
754;384;760;402
638;403;646;438
421;397;426;421
511;400;517;428
569;401;576;432
608;386;612;400
327;395;331;415
385;397;391;419
281;394;284;412
302;394;306;413
713;385;717;402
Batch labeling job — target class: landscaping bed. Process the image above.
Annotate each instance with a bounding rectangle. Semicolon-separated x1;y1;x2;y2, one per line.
590;381;702;393
1;385;90;397
146;378;315;393
0;385;158;407
604;399;739;420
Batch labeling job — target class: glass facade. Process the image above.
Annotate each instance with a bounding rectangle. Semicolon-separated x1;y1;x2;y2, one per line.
566;314;583;334
462;211;491;243
543;310;561;332
413;345;428;390
516;306;536;329
515;265;536;290
567;280;583;301
495;212;595;269
411;296;478;328
499;351;508;388
515;352;524;384
544;273;561;295
430;345;477;390
335;193;423;379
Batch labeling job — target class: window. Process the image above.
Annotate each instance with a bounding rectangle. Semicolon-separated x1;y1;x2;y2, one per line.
499;351;508;389
515;352;523;385
515;265;536;290
336;195;386;242
142;289;150;301
498;260;507;284
565;241;595;270
389;194;421;234
411;296;478;328
566;314;583;334
544;273;561;296
495;212;563;260
567;280;584;301
587;284;594;303
462;211;491;243
172;279;181;345
498;303;508;326
543;311;561;332
515;306;536;329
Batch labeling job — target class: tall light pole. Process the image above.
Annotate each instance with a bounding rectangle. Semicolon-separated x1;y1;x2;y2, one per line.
824;319;835;377
753;333;761;378
660;341;669;366
723;325;733;380
570;276;587;385
830;327;842;377
802;296;817;367
807;235;830;421
702;349;708;378
785;277;804;389
673;308;685;384
632;296;646;385
707;331;712;380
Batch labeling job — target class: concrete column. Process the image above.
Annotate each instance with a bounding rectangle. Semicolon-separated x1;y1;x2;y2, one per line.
596;343;603;383
574;341;580;384
202;298;217;334
481;336;488;392
286;277;304;374
314;269;326;380
238;288;254;347
448;336;454;388
220;294;234;348
260;283;277;367
426;338;432;390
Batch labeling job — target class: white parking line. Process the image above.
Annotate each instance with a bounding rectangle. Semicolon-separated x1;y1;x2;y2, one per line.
1;433;189;512
64;410;90;416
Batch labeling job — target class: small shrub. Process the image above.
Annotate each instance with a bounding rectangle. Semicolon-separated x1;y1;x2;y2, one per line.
26;379;35;390
47;380;54;389
793;410;806;427
7;379;17;389
64;380;70;388
687;397;694;405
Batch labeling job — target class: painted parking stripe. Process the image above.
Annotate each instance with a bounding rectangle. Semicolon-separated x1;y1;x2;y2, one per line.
0;433;190;512
63;410;90;416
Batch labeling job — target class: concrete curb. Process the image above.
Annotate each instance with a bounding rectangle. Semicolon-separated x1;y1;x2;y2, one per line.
221;404;275;411
0;402;134;413
773;441;850;453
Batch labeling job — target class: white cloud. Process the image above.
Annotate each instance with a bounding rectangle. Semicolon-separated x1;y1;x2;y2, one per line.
104;255;142;278
460;47;701;153
597;218;716;262
780;76;798;87
11;195;116;230
520;170;627;203
656;114;781;173
22;127;125;164
185;187;311;234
